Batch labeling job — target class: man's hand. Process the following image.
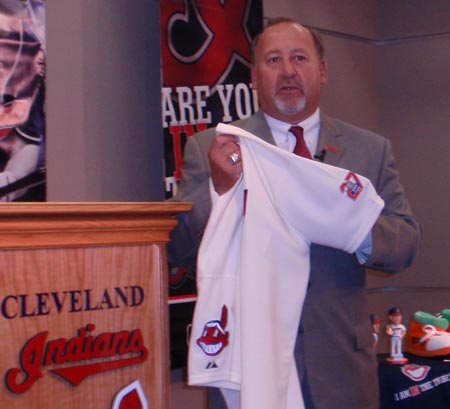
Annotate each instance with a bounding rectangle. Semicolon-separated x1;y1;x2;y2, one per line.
208;133;242;195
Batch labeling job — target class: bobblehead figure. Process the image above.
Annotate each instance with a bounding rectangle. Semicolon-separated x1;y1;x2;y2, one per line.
386;307;408;364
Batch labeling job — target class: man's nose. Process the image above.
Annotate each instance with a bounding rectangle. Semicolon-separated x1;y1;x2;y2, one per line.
280;58;297;77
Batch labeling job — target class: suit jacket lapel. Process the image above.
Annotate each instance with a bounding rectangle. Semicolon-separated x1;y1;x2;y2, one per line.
317;113;345;166
242;110;277;145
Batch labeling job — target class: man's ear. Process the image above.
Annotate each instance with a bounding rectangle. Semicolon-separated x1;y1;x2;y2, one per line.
320;59;328;86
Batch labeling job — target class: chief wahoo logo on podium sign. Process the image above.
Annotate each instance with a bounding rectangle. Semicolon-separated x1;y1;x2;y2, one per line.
111;380;148;409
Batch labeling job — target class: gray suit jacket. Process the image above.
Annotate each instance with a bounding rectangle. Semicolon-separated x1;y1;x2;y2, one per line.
167;111;421;409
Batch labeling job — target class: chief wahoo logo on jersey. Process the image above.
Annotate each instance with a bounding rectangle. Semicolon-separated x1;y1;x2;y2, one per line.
196;305;229;356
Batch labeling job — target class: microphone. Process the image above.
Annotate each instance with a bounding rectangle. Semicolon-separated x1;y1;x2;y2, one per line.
313;145;339;162
314;149;327;162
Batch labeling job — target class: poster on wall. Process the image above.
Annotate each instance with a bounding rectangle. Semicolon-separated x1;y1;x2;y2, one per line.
0;0;46;202
160;0;263;367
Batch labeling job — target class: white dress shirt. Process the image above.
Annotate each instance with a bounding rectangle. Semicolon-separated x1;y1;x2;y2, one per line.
264;108;321;157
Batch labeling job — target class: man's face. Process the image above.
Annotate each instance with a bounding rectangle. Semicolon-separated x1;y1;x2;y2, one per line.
390;314;402;325
251;22;327;124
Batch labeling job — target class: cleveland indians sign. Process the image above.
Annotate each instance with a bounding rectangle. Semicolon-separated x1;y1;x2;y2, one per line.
5;323;148;394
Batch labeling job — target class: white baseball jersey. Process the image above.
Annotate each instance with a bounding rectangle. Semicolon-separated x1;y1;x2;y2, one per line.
188;123;384;409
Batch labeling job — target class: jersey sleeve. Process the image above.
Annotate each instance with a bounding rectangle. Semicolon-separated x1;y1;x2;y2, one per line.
217;123;385;254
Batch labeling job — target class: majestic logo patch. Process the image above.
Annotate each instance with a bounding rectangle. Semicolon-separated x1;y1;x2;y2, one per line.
401;364;431;382
340;171;363;200
196;305;229;356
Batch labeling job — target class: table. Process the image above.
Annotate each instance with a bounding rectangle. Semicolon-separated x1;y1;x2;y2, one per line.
378;353;450;408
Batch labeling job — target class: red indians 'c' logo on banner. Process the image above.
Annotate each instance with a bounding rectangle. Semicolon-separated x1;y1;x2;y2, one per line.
160;0;252;88
5;324;148;394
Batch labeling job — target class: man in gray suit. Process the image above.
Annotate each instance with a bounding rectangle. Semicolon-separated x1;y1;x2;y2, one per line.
167;17;421;409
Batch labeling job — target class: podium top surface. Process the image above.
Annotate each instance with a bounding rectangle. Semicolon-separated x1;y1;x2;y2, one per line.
0;202;192;249
0;202;192;218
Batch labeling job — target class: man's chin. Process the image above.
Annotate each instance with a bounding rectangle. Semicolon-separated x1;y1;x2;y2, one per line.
275;97;306;116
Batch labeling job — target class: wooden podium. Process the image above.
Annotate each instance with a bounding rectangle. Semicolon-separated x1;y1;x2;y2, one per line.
0;202;191;409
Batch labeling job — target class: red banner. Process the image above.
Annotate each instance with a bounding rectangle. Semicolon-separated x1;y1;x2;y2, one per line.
161;0;263;197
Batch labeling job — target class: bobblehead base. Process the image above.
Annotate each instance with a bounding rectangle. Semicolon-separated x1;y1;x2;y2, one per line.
386;356;409;365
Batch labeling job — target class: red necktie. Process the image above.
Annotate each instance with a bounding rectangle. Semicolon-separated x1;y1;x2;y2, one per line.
289;126;312;159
